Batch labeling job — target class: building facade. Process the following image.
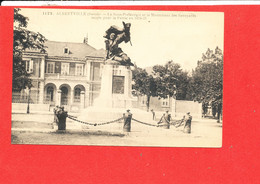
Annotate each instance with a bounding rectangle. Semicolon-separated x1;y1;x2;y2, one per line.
12;39;202;117
13;39;106;112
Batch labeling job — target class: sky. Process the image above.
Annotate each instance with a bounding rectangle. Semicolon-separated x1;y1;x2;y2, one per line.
19;8;224;71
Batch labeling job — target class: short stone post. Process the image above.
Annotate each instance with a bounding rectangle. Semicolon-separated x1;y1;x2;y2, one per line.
183;112;192;134
123;110;132;132
57;108;68;131
183;121;191;133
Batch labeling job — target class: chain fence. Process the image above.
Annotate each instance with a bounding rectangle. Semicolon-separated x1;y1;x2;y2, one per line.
67;114;124;126
132;118;164;127
67;113;184;129
170;119;184;127
132;118;184;128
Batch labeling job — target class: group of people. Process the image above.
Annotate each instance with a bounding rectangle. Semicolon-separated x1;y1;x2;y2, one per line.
53;106;68;130
154;109;192;133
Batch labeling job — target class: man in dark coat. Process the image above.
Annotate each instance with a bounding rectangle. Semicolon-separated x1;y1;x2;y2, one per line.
57;106;68;130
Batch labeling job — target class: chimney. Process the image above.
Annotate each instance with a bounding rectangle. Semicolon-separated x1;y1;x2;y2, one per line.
83;34;88;44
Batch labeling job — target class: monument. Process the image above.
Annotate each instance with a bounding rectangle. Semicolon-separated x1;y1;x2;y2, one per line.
79;22;136;123
94;22;134;109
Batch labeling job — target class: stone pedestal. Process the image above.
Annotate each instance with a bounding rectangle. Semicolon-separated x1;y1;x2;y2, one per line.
94;63;134;109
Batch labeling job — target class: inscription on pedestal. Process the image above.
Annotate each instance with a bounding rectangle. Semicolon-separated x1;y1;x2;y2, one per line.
112;76;124;94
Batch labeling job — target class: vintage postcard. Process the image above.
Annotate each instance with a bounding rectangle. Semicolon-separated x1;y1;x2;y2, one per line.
11;8;224;147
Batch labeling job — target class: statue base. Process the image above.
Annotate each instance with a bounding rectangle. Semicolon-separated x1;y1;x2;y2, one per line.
93;61;134;108
105;57;134;67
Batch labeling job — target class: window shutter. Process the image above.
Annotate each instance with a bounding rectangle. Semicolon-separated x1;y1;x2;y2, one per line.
56;62;61;73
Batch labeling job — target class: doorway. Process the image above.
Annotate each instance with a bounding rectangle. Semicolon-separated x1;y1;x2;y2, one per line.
60;86;68;105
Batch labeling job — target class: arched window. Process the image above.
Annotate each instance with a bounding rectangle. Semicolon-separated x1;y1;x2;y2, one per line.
60;86;69;105
47;86;54;101
74;88;81;102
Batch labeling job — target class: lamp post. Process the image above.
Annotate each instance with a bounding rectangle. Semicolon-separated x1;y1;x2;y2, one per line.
27;84;32;114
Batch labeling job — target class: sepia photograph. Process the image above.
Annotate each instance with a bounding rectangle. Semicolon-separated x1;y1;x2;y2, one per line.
11;8;224;147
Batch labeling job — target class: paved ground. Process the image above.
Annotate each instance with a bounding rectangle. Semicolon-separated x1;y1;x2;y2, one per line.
11;112;222;147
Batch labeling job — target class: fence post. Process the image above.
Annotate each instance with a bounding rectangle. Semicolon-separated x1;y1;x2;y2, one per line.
183;113;192;133
123;110;132;132
183;121;191;133
57;108;68;131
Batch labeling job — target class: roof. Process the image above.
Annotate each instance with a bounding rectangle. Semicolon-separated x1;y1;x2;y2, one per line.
88;49;106;58
25;40;106;60
45;41;106;59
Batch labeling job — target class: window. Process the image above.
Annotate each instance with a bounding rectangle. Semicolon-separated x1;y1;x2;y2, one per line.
61;63;70;75
64;47;69;54
76;64;83;76
161;96;170;107
25;59;33;73
47;62;55;74
74;88;81;102
46;86;54;101
92;62;101;81
60;87;68;105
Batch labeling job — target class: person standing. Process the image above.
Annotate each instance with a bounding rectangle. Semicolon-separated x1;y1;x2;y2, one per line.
151;109;156;120
57;106;68;131
158;110;171;129
165;110;171;123
183;112;192;133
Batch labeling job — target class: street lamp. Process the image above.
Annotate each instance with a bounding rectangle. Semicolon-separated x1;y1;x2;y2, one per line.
27;84;32;114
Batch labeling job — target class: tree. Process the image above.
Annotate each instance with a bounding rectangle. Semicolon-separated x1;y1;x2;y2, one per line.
132;67;157;111
188;47;223;121
175;70;191;100
153;61;191;100
13;8;46;91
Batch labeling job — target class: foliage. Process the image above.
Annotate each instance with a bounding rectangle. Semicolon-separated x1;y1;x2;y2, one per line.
132;67;157;111
133;47;223;120
132;61;192;111
188;47;223;120
12;8;46;91
153;61;191;100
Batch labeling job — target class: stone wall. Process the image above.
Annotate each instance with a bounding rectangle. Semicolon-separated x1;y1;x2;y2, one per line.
135;96;202;119
175;100;202;118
